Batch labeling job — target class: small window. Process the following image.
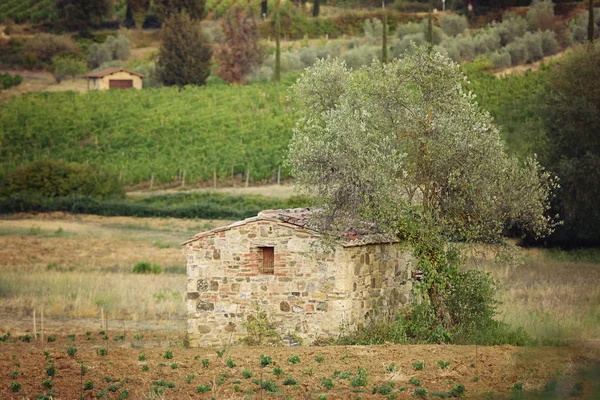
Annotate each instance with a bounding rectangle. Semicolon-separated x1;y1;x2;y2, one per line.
260;247;274;275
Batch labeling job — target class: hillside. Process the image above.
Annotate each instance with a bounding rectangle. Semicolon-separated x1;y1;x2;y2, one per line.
0;68;548;188
0;75;299;186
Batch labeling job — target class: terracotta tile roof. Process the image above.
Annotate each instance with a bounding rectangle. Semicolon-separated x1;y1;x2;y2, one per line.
84;67;145;79
182;208;395;247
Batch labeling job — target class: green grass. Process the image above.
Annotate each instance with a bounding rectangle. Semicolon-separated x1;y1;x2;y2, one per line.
0;191;310;220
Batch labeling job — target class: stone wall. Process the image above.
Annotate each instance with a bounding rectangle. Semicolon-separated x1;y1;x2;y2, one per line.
185;218;413;347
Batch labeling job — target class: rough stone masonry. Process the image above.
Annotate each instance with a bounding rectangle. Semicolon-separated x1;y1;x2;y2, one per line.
183;208;414;347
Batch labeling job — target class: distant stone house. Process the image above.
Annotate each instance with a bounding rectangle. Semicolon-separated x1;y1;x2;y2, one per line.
183;208;415;347
84;67;144;90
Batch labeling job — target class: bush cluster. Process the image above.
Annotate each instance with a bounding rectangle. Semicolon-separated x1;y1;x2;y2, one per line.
3;160;124;199
0;192;309;220
87;35;131;69
22;34;79;67
337;266;531;346
0;73;23;90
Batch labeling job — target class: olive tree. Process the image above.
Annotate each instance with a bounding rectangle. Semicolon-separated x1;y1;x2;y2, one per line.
288;45;557;331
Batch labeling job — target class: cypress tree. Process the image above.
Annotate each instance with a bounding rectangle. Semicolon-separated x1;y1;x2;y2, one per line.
124;1;136;28
312;0;320;17
157;12;212;87
274;10;281;81
588;0;595;44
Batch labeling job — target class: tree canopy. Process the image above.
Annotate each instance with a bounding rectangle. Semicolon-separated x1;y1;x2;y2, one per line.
541;44;600;246
157;12;212;87
288;45;556;329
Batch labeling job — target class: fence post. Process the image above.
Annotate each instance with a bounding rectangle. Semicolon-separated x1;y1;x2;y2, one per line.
182;170;186;187
41;305;44;344
277;165;281;185
150;173;154;190
245;168;250;188
33;310;37;340
213;167;217;189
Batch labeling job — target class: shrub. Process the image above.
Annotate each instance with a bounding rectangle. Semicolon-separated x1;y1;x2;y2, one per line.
196;384;211;393
202;358;209;368
5;160;124;199
409;377;421;386
321;377;334;389
283;376;297;385
522;31;544;62
87;43;112;69
67;347;77;357
104;35;131;61
287;354;301;364
83;381;94;390
265;51;303;73
133;262;162;274
350;368;368;387
506;41;528;65
364;18;383;38
51;55;87;83
23;34;78;64
395;22;423;39
242;369;252;378
163;350;173;359
489;50;512;68
440;14;468;37
527;0;556;32
96;348;107;356
473;30;501;55
437;360;451;369
414;388;428;398
42;379;53;389
492;14;527;46
248;66;273;83
315;355;325;363
0;73;23;90
412;361;425;371
455;34;476;60
540;30;559;56
138;353;146;361
141;364;149;371
226;357;236;368
10;382;21;392
142;14;161;29
273;366;283;376
343;46;381;69
46;365;55;377
260;354;272;367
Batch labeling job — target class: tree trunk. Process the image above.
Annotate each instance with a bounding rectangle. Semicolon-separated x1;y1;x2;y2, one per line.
274;11;281;82
427;284;451;327
382;1;388;63
589;0;595;44
312;0;320;17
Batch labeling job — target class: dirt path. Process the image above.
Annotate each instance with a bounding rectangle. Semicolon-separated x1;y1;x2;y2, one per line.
492;51;568;78
127;184;297;199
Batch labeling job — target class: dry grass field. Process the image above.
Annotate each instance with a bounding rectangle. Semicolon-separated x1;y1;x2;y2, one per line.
0;213;599;398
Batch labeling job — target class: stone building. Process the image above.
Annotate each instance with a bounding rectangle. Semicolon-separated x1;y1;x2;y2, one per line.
84;67;144;90
183;208;414;347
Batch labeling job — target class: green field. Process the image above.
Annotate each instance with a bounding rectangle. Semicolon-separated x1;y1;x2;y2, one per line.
0;0;57;23
0;69;549;188
0;75;299;186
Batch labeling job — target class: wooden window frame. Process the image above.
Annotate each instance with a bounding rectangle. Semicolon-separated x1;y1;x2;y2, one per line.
259;247;274;275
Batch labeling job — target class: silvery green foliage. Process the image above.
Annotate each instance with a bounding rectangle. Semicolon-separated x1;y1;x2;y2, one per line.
289;46;556;245
491;14;527;46
390;33;426;58
104;35;131;61
569;9;600;43
265;51;303;73
440;14;468;37
342;46;381;70
506;40;528;65
395;22;423;38
526;0;555;31
539;30;559;56
364;18;383;38
473;29;501;55
488;50;512;68
521;31;544;62
247;65;273;83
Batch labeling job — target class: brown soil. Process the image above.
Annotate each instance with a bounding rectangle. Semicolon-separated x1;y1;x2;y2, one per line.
0;329;598;400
